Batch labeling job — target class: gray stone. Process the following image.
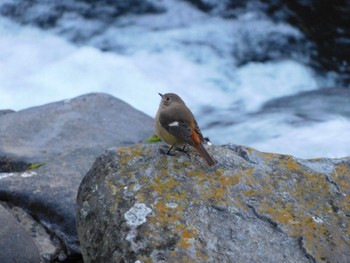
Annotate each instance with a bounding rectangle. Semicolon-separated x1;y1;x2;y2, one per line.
77;144;350;263
0;204;41;263
0;109;14;117
0;201;63;262
0;93;154;261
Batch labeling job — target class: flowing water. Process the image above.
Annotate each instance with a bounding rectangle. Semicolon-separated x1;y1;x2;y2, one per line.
0;0;349;158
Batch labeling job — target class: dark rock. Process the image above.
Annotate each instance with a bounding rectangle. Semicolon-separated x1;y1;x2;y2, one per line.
281;0;350;85
0;202;64;262
0;93;154;261
0;204;41;263
77;144;350;263
256;0;350;86
183;0;220;12
184;0;350;85
185;0;310;67
232;28;306;67
183;0;247;16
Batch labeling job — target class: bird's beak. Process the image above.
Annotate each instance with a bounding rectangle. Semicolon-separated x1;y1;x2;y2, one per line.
158;93;163;98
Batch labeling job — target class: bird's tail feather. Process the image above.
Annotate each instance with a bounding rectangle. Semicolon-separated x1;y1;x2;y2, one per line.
195;143;216;166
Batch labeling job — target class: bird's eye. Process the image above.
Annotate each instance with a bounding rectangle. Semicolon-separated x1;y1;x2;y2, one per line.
166;97;170;101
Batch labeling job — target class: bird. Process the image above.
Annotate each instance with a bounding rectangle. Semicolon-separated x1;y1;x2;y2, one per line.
155;93;216;166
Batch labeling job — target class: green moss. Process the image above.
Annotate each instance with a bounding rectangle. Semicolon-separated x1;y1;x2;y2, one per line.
146;134;161;143
27;162;46;170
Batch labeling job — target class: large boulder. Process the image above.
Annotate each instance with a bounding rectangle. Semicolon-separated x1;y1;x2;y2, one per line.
0;93;154;261
77;144;350;263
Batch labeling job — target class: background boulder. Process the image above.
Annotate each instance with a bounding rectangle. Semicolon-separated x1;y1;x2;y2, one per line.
0;93;153;261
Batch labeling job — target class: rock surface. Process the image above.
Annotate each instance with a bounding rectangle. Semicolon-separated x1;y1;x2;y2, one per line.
0;93;154;261
0;204;41;263
77;144;350;263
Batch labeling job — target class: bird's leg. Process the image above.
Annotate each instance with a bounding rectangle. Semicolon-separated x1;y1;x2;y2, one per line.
175;145;188;153
175;145;191;160
160;145;191;159
167;145;174;155
160;145;175;156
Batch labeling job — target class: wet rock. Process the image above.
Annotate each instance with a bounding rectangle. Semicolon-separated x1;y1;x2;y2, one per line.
0;204;41;263
77;144;350;263
280;0;350;85
0;93;153;261
252;0;350;85
185;0;350;85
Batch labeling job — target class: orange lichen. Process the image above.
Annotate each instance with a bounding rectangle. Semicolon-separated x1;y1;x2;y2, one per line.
111;145;350;262
263;152;276;159
333;164;350;195
152;178;179;196
178;229;196;249
335;164;348;175
153;201;182;224
278;156;303;171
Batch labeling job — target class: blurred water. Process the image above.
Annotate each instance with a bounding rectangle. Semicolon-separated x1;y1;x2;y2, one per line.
0;0;349;158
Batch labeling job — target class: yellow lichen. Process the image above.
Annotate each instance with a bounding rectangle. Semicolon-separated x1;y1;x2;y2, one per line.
111;145;350;262
335;164;348;175
179;230;193;248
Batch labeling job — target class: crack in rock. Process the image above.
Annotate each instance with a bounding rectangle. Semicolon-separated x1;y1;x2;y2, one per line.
298;237;317;263
247;204;282;232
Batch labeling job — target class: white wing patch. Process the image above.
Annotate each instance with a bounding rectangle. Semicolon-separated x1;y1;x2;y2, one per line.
168;121;179;127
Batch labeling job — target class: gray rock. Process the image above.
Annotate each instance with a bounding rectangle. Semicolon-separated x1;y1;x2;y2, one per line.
0;109;14;117
0;93;154;261
5;202;65;262
0;204;41;263
77;144;350;263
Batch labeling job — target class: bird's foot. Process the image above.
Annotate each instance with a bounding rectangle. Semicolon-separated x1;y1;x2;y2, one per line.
176;145;191;159
175;145;188;153
159;145;175;156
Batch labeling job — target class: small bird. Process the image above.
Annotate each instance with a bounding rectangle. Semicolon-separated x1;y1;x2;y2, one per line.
155;93;216;166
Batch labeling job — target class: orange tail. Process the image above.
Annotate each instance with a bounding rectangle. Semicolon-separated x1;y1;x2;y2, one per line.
194;143;216;166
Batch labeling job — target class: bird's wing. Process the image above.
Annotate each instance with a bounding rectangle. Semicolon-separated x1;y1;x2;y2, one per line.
159;111;194;145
